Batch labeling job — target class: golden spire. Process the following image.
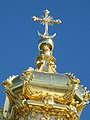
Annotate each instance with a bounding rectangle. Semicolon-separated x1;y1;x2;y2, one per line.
32;9;62;73
32;9;62;39
1;9;90;120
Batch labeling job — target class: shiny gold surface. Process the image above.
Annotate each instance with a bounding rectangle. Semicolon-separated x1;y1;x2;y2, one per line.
1;10;90;120
1;68;90;120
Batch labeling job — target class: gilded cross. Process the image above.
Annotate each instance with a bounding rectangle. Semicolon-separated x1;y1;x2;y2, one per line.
32;9;62;38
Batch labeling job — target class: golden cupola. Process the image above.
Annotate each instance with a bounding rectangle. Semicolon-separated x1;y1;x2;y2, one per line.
0;9;90;120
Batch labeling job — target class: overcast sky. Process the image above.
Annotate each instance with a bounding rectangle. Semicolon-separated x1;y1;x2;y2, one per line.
0;0;90;120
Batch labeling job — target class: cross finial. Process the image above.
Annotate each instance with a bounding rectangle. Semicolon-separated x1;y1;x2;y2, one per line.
32;9;62;39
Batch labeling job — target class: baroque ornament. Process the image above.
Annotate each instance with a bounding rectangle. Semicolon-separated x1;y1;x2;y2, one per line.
0;9;90;120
